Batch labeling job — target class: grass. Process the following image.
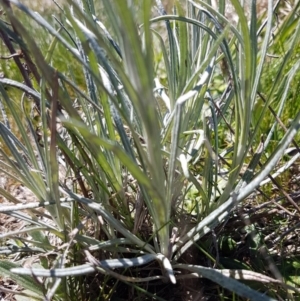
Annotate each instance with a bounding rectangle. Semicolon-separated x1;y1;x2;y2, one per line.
0;0;300;300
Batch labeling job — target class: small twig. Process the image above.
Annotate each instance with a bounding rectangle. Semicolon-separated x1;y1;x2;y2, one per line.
272;222;300;245
263;170;300;214
0;51;23;59
258;91;300;154
256;188;295;216
211;230;219;268
168;227;178;259
133;191;146;234
0;286;40;299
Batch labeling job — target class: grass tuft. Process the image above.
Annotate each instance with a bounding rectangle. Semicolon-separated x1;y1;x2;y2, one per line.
0;0;300;300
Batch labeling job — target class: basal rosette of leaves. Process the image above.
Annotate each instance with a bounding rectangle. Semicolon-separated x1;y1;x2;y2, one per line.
0;0;299;300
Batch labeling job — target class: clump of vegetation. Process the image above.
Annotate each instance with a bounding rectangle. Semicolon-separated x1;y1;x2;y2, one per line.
0;0;300;300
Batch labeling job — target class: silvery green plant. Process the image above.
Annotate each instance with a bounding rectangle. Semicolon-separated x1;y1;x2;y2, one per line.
0;0;299;300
